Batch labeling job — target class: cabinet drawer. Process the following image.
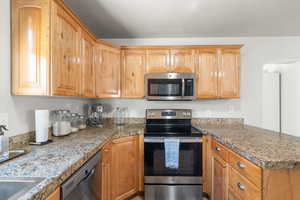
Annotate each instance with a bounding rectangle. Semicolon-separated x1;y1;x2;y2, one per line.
211;140;229;162
229;151;262;187
229;168;261;200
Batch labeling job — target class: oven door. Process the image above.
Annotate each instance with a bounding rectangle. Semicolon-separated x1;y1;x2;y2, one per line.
144;137;202;184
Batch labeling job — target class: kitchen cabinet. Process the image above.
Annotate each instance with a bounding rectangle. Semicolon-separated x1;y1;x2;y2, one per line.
212;153;228;200
45;188;60;200
11;0;50;95
121;49;146;98
11;0;119;97
95;44;121;98
51;1;82;96
111;136;139;200
146;49;170;73
196;47;241;99
81;30;96;97
100;142;113;200
203;135;212;196
196;48;219;98
170;49;195;73
218;48;241;98
98;135;140;200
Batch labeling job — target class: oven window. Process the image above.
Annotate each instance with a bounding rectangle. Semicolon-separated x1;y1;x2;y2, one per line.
144;142;202;176
148;79;182;96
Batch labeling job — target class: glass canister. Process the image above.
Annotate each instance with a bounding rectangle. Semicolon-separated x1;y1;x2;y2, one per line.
114;107;126;126
70;113;80;132
78;115;87;130
52;110;71;136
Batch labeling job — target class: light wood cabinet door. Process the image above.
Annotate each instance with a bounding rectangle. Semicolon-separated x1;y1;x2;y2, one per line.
51;2;81;96
121;50;146;98
212;155;228;200
45;188;60;200
170;49;195;73
11;0;50;95
146;50;170;73
100;142;113;200
111;136;138;200
95;45;121;98
203;136;212;196
196;49;218;98
218;49;240;98
81;31;95;97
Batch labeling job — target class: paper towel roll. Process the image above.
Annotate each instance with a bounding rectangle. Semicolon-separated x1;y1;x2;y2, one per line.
35;110;49;143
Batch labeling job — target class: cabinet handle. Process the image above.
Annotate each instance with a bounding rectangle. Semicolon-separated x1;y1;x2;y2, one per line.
112;141;118;144
237;183;246;191
215;146;221;151
237;162;246;169
103;149;111;152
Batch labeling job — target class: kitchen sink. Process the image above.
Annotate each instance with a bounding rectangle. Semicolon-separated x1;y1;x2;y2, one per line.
0;177;45;200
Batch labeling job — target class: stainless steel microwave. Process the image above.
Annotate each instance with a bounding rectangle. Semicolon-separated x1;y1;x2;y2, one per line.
145;73;196;101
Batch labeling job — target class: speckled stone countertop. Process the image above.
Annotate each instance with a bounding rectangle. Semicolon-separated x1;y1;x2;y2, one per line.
3;119;300;200
195;125;300;169
0;123;144;200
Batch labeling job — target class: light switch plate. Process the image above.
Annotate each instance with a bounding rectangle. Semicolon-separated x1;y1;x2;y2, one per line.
0;113;8;129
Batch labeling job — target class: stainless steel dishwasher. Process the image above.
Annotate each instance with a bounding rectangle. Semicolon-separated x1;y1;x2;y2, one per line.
61;151;101;200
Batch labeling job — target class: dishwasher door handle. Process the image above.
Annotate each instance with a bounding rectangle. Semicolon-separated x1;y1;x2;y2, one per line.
82;168;95;182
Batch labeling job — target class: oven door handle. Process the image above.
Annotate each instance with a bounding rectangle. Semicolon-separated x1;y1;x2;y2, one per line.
144;137;202;143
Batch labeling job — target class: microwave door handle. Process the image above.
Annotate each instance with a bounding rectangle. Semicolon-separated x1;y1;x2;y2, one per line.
182;79;185;97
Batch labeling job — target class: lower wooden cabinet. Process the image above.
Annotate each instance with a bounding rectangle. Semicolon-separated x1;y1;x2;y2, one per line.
45;188;60;200
211;154;228;200
98;135;140;200
204;137;300;200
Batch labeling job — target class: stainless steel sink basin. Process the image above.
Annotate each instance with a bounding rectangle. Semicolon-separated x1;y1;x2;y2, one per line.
0;177;45;200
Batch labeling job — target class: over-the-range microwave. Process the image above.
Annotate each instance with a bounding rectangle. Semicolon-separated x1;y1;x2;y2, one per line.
145;73;196;101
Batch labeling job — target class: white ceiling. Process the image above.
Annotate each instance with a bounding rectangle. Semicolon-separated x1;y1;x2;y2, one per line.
64;0;300;38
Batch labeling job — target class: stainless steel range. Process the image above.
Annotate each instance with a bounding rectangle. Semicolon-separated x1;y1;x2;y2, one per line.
144;109;203;200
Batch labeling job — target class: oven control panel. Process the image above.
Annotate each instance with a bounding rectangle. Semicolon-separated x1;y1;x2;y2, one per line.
146;109;192;119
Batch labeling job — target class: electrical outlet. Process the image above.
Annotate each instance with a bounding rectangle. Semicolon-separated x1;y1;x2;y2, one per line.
0;113;8;129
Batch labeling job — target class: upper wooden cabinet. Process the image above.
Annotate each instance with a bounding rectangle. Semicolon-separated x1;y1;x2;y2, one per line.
11;0;119;97
218;48;241;98
95;44;121;98
146;49;170;73
81;31;96;98
121;49;146;98
196;48;219;98
51;1;81;96
170;49;195;73
11;0;50;95
196;47;241;99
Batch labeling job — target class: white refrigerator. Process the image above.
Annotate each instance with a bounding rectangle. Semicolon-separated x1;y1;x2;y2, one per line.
262;60;300;137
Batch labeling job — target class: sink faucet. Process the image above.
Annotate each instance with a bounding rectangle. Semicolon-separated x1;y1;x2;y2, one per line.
0;125;8;136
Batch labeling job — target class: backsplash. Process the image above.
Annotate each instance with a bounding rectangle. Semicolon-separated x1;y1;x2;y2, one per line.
9;117;244;149
94;99;242;118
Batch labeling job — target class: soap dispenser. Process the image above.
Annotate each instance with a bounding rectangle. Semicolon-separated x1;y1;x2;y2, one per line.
0;125;9;158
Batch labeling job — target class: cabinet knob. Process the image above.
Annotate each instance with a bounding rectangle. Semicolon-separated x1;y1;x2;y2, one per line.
237;162;246;169
215;146;221;151
237;183;246;191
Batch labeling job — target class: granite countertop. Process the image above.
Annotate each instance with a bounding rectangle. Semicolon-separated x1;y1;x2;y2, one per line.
196;125;300;169
0;123;144;200
3;120;300;200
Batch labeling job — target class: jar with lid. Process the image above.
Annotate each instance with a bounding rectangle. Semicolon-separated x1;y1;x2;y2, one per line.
70;113;80;132
78;115;87;130
114;107;127;126
52;110;71;136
